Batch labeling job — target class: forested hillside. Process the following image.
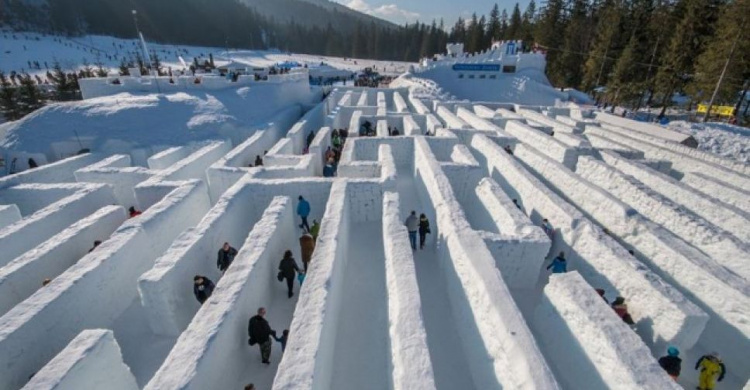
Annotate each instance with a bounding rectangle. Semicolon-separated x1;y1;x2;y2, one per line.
447;0;748;110
0;0;448;62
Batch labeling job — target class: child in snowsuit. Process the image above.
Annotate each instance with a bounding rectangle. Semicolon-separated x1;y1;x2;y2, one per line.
274;329;289;352
658;346;682;381
695;353;725;390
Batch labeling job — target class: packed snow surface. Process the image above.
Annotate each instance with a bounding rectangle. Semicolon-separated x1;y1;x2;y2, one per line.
669;120;750;163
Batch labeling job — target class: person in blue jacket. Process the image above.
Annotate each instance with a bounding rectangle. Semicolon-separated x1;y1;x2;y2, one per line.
297;196;311;231
546;252;567;273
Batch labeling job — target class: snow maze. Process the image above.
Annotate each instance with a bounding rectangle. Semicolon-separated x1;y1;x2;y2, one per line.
0;86;748;390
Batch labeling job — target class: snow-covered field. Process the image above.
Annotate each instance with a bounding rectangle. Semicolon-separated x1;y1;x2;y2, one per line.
0;30;412;77
669;120;750;163
0;32;748;390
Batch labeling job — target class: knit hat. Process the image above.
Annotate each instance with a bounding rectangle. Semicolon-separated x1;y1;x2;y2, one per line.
667;346;679;357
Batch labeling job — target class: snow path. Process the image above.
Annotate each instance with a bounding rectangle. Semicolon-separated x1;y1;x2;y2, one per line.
329;221;390;390
238;282;300;389
111;298;177;387
396;174;475;389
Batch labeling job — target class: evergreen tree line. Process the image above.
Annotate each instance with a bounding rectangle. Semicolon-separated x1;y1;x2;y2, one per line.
448;0;748;111
0;62;81;121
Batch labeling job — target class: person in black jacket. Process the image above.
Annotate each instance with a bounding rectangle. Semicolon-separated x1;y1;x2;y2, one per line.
248;307;275;364
193;275;215;304
418;214;431;250
658;346;682;381
217;242;238;273
278;250;300;298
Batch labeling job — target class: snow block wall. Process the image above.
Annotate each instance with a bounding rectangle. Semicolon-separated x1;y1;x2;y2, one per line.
273;181;350;390
146;196;294;390
505;121;579;169
0;180;208;389
22;329;138;390
681;171;750;214
474;178;550;288
413;137;559;389
576;156;750;279
3;83;748;389
586;125;750;188
470;134;708;349
382;192;436;390
534;272;681;390
513;142;750;373
0;205;127;317
0;153;103;188
0;184;117;265
599;150;750;242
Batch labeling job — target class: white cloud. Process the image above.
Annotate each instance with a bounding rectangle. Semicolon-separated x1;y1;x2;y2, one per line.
344;0;421;24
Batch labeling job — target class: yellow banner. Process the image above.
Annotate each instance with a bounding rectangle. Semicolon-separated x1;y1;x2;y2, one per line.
697;104;735;116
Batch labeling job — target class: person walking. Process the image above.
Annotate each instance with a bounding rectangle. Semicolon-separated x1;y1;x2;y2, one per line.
658;346;682;381
310;219;321;241
611;297;636;326
217;242;238;273
541;219;554;239
274;329;289;352
193;275;215;304
695;353;726;390
128;206;142;218
254;155;263;166
278;250;300;298
248;307;275;364
404;211;419;250
418;213;431;250
546;252;567;273
297;196;311;231
299;233;315;272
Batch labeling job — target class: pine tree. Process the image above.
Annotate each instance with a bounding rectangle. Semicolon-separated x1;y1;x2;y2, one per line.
119;59;130;76
535;0;566;83
654;0;724;113
487;4;503;41
690;0;748;105
500;9;509;39
521;0;537;47
18;74;44;115
507;3;523;39
49;61;71;99
0;71;21;121
581;0;626;90
556;0;593;87
607;0;655;104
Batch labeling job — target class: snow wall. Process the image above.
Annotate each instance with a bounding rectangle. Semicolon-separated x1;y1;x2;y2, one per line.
21;329;138;390
534;272;681;390
145;196;294;389
513;142;749;372
0;180;209;389
412;136;559;389
470;134;708;349
0;205;127;317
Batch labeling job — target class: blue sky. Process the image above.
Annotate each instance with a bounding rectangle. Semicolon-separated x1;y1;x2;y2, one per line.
334;0;532;26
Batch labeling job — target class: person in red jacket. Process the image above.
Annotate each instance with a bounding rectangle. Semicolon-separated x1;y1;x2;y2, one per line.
128;206;142;218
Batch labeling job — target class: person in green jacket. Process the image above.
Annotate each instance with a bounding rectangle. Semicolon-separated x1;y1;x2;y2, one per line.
310;219;321;241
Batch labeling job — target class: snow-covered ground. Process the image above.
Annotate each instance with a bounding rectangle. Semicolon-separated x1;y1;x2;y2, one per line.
669;121;750;163
0;30;412;77
0;33;748;390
